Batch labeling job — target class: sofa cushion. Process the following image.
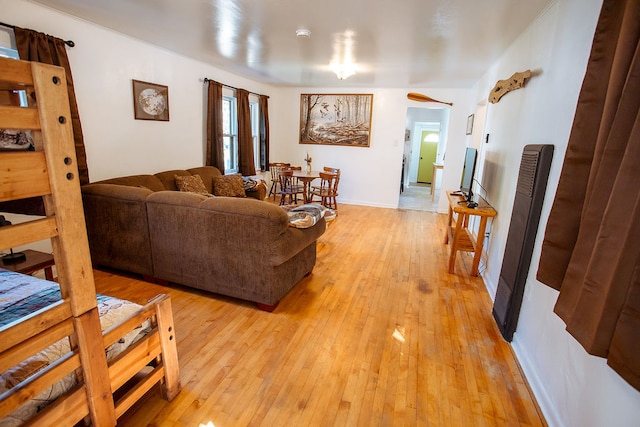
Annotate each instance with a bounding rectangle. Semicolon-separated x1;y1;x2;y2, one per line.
175;174;211;196
187;166;222;193
154;170;191;191
212;174;246;197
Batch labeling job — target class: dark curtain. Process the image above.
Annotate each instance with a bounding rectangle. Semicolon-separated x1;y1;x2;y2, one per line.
259;95;270;172
537;0;640;391
236;89;256;176
205;80;225;172
15;27;88;185
0;27;86;216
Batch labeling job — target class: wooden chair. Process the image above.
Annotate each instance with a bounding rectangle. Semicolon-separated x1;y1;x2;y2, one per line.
312;167;340;204
268;162;290;199
313;167;341;189
278;168;305;205
310;171;339;211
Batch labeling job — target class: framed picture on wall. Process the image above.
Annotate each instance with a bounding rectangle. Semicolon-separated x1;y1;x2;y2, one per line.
299;93;373;147
466;114;474;135
132;79;169;121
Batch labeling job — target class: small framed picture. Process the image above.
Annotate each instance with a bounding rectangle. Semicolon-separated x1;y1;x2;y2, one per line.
132;79;169;121
466;114;474;135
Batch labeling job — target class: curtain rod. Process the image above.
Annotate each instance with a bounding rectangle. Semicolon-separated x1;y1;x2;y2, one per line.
203;77;268;99
0;21;75;47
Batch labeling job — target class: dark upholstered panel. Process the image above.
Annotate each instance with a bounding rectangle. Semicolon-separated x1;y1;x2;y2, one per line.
81;184;155;276
146;193;325;305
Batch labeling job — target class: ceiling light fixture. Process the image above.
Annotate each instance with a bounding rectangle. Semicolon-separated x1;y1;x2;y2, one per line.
330;30;357;80
330;61;356;80
295;28;311;38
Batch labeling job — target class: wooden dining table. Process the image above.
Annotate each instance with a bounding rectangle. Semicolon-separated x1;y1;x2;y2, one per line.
292;170;321;203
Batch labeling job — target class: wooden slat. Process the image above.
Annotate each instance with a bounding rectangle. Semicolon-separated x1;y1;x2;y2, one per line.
0;318;74;373
154;295;181;400
114;365;165;419
0;300;72;353
0;57;33;89
0;105;40;130
108;333;162;392
0;151;50;201
24;385;89;427
72;308;116;426
0;353;80;420
0;217;59;252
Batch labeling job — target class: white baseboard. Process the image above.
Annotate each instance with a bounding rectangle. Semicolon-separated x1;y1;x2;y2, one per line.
512;337;563;427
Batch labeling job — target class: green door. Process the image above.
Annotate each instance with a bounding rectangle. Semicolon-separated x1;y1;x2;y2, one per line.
417;131;439;183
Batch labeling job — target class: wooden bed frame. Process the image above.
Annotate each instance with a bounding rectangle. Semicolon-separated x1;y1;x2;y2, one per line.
0;57;180;425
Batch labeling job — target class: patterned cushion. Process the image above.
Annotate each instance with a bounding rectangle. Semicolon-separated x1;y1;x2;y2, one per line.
212;174;247;197
175;174;211;196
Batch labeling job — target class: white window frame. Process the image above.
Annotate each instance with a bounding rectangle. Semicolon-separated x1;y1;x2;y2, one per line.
250;101;260;171
222;95;238;174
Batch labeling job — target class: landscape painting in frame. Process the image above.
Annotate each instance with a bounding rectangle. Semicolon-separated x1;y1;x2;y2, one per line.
299;94;373;147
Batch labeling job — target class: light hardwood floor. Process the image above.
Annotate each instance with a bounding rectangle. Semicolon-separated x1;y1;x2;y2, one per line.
95;203;545;426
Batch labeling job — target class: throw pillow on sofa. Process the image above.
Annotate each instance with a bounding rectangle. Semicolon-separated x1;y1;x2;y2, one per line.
175;174;212;196
212;174;247;197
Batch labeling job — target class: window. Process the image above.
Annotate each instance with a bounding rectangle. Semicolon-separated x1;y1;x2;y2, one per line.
0;45;19;59
250;101;260;170
0;29;27;107
222;93;262;174
222;96;238;173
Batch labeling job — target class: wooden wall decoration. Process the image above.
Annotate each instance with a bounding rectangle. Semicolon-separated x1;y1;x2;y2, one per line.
407;92;453;106
489;70;532;104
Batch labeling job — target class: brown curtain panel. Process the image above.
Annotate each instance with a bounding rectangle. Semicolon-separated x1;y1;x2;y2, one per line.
259;95;270;171
236;89;256;176
0;27;86;216
205;80;225;172
537;0;640;391
15;27;89;185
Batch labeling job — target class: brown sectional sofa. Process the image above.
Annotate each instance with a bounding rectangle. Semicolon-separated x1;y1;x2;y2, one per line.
81;166;326;309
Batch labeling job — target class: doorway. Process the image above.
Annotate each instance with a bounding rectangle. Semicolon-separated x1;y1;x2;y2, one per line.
417;130;439;183
399;107;450;212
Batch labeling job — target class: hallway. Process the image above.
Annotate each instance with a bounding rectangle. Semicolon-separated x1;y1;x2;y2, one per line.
398;182;440;212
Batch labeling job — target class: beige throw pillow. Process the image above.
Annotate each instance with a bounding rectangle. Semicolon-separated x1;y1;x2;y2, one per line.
212;174;247;197
175;174;210;196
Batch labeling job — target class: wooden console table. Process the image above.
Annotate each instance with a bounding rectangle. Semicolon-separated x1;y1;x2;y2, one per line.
444;191;497;276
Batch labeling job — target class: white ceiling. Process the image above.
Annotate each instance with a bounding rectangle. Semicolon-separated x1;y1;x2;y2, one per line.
33;0;553;88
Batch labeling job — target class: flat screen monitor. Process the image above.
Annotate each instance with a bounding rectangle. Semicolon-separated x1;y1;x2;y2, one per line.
460;147;477;201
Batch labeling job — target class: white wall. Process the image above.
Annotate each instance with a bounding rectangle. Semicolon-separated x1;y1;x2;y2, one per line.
3;0;274;181
473;0;640;426
269;88;474;209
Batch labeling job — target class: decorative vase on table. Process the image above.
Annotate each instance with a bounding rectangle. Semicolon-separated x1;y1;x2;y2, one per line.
304;152;313;174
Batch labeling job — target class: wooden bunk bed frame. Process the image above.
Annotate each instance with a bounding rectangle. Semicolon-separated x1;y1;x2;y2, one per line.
0;57;180;425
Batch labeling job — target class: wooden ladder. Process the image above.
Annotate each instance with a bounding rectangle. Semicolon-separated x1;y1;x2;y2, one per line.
0;57;116;425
